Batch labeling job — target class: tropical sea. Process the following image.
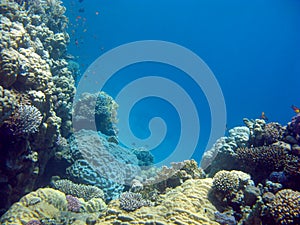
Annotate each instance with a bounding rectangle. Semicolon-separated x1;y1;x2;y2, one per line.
0;1;300;225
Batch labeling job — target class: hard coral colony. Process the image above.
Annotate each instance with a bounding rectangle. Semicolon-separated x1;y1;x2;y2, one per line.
0;1;300;225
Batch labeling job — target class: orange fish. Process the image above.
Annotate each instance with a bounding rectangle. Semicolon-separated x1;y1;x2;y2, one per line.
291;105;300;113
260;112;268;121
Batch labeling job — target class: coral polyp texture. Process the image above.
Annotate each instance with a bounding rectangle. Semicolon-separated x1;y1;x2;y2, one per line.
119;191;151;212
0;0;75;214
212;170;240;193
51;179;104;201
236;145;287;171
268;189;300;225
5;104;42;135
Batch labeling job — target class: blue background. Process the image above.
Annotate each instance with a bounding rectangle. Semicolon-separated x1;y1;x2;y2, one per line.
64;0;300;163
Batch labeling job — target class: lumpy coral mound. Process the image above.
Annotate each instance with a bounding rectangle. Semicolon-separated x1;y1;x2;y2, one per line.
268;189;300;225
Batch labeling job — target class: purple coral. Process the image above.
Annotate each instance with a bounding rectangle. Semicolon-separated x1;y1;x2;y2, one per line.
26;220;41;225
7;104;43;136
66;195;81;212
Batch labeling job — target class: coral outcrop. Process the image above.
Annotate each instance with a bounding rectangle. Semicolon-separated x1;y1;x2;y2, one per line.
268;189;300;225
0;0;75;214
97;178;219;225
0;188;107;225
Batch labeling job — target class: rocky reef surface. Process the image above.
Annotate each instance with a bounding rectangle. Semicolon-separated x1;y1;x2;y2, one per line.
0;0;75;215
1;0;300;225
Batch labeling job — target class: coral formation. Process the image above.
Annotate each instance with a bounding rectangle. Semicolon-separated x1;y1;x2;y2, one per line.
285;113;300;144
236;145;287;171
268;189;300;225
65;129;148;200
119;191;151;212
263;122;285;145
143;159;205;194
214;211;237;225
97;178;219;224
66;195;81;212
0;188;107;225
0;0;75;214
51;179;104;201
5;104;43;135
212;170;240;193
72;91;119;136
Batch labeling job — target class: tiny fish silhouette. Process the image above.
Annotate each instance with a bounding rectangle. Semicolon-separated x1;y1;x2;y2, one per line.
260;112;268;121
291;105;300;113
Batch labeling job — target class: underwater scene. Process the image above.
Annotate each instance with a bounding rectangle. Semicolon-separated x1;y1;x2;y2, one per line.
0;0;300;224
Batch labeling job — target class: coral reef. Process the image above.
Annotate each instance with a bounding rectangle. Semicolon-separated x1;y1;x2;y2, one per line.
5;104;43;135
263;122;285;145
243;118;266;146
236;145;287;171
65;129;147;200
66;195;81;212
51;179;104;201
214;211;237;225
212;170;240;193
268;189;300;225
72;91;119;136
97;178;219;225
143;159;205;194
0;188;107;225
0;0;75;215
285;113;300;144
119;191;151;212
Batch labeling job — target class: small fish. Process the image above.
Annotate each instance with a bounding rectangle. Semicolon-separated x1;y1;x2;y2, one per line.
95;11;99;16
75;39;79;46
260;112;268;121
78;8;85;13
78;0;84;3
291;105;300;113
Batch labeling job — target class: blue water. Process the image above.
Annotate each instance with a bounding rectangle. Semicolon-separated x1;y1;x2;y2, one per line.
65;0;300;163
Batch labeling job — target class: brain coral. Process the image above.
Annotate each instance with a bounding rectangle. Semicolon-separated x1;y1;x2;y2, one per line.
268;189;300;225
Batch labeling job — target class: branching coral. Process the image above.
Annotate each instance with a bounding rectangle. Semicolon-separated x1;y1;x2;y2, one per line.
236;145;288;171
119;191;151;212
268;189;300;225
5;104;42;136
51;179;104;201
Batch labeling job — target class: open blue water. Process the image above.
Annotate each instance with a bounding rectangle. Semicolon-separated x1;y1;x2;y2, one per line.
65;0;300;163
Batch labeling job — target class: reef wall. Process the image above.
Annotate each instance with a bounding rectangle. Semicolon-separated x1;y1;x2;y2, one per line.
0;0;76;215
